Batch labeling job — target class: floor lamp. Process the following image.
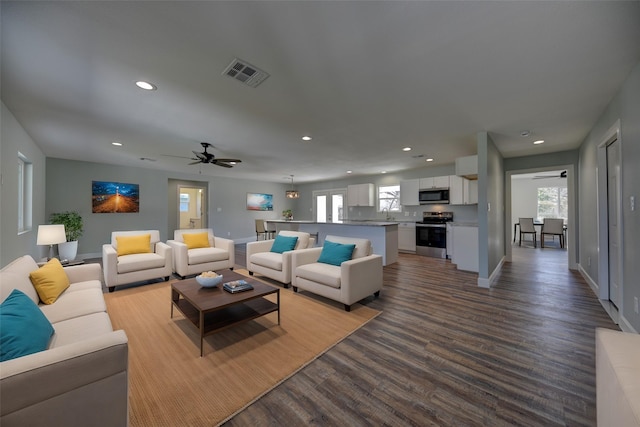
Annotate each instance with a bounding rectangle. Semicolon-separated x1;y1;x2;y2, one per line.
37;224;67;261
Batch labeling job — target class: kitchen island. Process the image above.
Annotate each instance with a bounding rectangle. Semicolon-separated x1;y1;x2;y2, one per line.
265;220;398;265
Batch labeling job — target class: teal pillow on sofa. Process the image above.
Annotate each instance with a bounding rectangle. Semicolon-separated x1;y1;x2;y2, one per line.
317;240;356;266
0;289;54;362
270;235;299;254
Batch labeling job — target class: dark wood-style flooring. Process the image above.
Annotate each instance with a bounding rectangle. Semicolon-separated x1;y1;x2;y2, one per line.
224;244;618;426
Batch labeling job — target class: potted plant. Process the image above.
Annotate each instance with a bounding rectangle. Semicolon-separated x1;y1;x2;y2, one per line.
50;211;83;261
282;209;293;221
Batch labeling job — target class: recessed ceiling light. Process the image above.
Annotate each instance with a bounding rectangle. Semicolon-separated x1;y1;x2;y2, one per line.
346;170;352;174
112;141;122;146
135;81;157;91
381;171;387;174
425;158;434;162
533;140;545;145
301;136;312;141
520;130;531;137
403;147;412;151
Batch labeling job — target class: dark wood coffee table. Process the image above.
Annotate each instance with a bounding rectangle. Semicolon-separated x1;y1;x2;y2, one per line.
171;269;280;356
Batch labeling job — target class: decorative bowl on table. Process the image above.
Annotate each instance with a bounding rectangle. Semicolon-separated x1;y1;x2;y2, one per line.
196;272;223;288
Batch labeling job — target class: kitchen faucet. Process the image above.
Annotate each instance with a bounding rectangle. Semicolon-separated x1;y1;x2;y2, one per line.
382;208;393;220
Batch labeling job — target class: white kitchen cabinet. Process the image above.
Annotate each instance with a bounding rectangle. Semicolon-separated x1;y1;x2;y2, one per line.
451;225;479;272
464;179;478;204
449;175;464;205
400;179;419;206
446;223;454;259
455;155;478;179
419;176;450;189
449;175;478;205
398;222;416;252
347;183;375;207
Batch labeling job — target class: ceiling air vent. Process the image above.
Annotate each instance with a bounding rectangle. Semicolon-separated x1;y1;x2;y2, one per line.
222;58;269;88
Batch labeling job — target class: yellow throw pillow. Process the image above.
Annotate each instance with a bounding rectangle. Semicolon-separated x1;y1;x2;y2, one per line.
182;232;210;249
116;234;151;256
29;258;70;305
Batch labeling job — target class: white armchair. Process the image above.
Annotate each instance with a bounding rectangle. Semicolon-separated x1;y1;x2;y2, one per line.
246;231;315;288
102;230;172;292
167;228;235;279
291;235;382;311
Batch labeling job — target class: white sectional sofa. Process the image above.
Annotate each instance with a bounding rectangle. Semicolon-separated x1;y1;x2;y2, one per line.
0;255;129;427
596;327;640;426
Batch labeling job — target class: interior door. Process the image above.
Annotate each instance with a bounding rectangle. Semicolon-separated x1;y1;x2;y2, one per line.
313;189;346;222
606;138;621;308
178;186;207;230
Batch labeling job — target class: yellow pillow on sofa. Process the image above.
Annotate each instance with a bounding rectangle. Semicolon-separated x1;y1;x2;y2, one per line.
116;234;151;256
182;232;210;249
29;258;70;305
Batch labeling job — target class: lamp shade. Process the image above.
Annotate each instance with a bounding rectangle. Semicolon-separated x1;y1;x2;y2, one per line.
37;224;67;245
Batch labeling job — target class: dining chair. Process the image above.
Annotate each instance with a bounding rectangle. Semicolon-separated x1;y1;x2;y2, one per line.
541;218;565;248
518;217;537;248
255;219;269;241
264;220;276;239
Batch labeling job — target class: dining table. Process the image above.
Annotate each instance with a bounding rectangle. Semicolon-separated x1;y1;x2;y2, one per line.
513;221;567;242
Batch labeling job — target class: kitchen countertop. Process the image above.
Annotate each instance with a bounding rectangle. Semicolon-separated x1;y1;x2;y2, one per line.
449;222;479;227
266;219;398;227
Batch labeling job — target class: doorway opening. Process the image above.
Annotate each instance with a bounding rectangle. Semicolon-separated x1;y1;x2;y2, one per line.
505;165;575;270
168;179;209;238
596;120;623;324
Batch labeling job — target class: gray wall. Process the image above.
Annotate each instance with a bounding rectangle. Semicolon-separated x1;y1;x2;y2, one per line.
44;158;295;258
477;132;505;283
578;61;640;332
1;102;48;266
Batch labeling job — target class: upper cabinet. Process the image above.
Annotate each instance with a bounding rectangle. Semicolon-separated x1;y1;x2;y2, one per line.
400;179;420;206
419;176;450;189
449;175;478;205
347;183;375;206
455;155;478;180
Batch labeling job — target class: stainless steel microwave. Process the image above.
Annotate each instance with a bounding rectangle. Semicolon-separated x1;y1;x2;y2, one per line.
419;188;449;204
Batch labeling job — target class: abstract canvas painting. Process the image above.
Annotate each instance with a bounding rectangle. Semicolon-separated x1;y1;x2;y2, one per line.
247;193;273;211
92;181;140;213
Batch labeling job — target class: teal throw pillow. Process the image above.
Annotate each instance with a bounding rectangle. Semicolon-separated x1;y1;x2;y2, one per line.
271;235;299;254
317;240;356;266
1;289;55;362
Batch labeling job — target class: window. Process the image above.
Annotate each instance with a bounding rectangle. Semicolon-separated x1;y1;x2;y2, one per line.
179;193;190;212
18;152;33;233
378;185;400;212
537;187;567;221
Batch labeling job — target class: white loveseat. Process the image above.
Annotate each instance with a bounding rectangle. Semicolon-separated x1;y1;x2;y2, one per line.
0;255;128;427
246;231;315;288
596;327;640;426
102;229;172;292
291;235;383;311
167;228;235;279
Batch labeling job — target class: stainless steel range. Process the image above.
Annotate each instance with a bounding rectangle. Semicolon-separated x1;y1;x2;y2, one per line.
416;211;453;258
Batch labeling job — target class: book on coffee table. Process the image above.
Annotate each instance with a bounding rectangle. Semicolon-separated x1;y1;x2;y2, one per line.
223;280;254;293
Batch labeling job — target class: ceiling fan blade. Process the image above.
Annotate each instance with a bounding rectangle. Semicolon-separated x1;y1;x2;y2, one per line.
212;162;233;168
188;160;202;165
213;158;242;163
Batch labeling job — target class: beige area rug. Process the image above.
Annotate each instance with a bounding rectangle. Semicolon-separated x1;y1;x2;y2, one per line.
104;270;380;426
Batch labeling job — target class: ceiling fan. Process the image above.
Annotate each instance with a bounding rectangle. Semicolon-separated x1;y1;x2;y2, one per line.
186;142;242;168
533;170;567;179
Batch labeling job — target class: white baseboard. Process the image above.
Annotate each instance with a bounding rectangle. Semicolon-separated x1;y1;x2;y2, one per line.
578;263;599;296
477;256;505;288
